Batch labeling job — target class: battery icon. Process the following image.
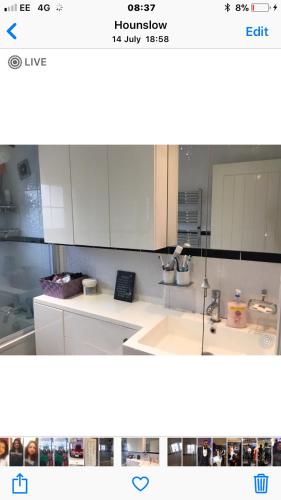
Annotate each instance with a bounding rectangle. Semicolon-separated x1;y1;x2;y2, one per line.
251;3;270;10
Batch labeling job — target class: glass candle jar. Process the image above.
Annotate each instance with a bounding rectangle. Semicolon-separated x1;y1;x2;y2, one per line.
82;278;97;296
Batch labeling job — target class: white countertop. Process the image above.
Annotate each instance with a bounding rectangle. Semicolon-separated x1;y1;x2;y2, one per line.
34;292;177;331
34;293;277;355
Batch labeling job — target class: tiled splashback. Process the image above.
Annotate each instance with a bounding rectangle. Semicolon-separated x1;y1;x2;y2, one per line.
63;246;281;323
63;246;163;303
167;257;280;326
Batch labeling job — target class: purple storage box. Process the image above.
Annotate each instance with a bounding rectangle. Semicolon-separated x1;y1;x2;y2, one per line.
40;273;88;299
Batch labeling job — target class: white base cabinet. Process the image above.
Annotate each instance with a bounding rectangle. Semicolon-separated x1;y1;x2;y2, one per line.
34;304;64;355
64;312;136;355
34;303;137;355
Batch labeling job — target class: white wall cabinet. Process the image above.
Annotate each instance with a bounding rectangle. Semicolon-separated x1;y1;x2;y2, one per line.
34;303;65;355
70;146;110;247
39;146;74;245
108;145;171;250
34;303;137;355
39;146;178;250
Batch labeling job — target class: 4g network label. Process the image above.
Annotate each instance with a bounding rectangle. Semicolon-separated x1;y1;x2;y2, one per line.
112;3;171;45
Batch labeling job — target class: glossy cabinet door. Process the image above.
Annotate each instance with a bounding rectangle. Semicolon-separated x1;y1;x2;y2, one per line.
39;146;74;244
70;146;110;246
108;145;168;250
64;311;137;355
38;145;177;248
34;303;65;355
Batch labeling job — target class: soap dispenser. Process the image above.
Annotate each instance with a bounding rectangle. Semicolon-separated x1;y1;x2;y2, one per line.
227;289;248;328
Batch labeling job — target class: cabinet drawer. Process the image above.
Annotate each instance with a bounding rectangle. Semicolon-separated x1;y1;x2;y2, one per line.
64;312;137;355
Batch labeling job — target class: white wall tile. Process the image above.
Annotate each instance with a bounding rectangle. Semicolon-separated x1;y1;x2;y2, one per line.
63;246;281;328
63;246;164;302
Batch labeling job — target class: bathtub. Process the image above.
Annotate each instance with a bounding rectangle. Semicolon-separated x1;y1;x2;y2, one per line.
0;310;36;355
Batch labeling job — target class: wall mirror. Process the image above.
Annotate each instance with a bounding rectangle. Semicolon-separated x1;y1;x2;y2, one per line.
178;145;281;255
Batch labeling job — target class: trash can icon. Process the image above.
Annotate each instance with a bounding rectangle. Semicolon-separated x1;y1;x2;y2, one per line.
254;474;269;494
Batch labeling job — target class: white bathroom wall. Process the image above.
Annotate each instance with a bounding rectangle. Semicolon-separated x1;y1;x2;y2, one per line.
63;246;281;322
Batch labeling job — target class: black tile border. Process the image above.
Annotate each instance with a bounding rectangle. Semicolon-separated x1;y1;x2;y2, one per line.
160;247;281;263
202;249;241;260
241;251;281;263
0;236;45;244
160;247;281;264
1;239;280;263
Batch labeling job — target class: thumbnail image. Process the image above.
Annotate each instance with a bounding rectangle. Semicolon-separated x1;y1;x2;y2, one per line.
54;438;69;466
0;438;9;466
83;438;98;466
69;438;84;466
24;438;39;466
212;438;226;466
198;439;212;466
122;438;160;466
39;438;54;466
242;438;257;466
183;438;197;466
273;439;281;466
9;438;24;467
167;438;182;466
257;438;273;466
227;439;242;466
99;438;114;467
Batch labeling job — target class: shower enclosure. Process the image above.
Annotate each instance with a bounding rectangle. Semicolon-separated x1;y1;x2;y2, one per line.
0;146;53;354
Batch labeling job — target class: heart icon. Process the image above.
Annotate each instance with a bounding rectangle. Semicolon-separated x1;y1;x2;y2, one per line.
132;476;150;492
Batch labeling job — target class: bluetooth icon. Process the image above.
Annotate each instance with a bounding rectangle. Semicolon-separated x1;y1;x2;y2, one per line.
225;3;231;12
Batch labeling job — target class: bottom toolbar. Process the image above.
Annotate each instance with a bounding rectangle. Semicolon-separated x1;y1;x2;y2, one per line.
0;467;279;499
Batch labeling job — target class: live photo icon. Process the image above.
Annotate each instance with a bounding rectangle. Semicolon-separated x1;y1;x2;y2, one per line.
12;474;28;495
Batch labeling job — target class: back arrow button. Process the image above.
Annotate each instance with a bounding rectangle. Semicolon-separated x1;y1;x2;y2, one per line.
7;23;17;40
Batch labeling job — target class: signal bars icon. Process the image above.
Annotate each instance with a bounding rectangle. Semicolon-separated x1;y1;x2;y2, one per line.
4;3;17;11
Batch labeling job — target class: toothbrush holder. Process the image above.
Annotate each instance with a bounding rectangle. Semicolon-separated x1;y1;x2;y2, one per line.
176;270;190;286
162;270;175;284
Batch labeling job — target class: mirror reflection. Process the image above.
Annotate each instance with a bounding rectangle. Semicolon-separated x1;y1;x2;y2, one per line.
179;145;281;253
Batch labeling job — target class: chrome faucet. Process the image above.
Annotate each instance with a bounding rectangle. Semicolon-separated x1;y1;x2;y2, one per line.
206;289;221;323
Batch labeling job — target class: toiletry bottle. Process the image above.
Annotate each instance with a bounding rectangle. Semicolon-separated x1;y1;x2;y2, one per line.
227;289;248;328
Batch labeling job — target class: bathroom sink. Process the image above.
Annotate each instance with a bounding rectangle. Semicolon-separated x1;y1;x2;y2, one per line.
126;313;277;356
140;316;203;355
